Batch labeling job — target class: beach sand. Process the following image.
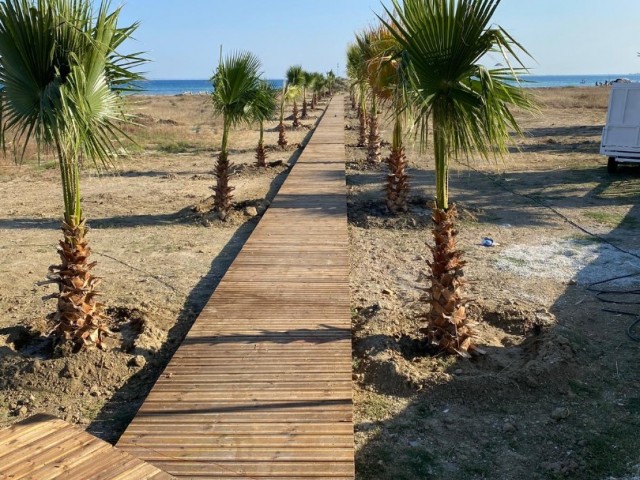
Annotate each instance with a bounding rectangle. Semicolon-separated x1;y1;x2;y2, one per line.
1;87;640;479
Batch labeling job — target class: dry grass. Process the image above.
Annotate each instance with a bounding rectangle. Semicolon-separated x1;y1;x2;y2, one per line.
0;93;290;171
534;86;611;110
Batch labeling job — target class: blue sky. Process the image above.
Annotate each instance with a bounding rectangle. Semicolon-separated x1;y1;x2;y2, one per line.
115;0;640;80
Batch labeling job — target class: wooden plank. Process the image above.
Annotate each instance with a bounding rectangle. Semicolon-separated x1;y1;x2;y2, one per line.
149;461;354;478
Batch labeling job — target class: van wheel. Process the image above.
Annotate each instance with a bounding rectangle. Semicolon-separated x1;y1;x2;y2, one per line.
607;157;618;173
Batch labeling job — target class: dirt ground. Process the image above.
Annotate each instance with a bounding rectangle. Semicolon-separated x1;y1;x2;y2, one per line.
1;87;639;480
0;93;325;442
347;88;640;480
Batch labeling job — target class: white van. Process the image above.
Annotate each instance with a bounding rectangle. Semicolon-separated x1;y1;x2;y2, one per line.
600;83;640;172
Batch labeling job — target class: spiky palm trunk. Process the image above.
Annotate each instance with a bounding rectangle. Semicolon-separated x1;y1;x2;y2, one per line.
366;96;380;164
213;120;234;215
301;87;307;119
385;118;409;213
311;93;316;109
47;147;107;349
292;100;300;128
423;205;475;356
277;120;287;147
423;119;475;357
357;104;368;147
255;122;267;167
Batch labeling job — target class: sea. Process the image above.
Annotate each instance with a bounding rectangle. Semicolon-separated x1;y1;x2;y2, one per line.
134;79;284;96
133;75;640;96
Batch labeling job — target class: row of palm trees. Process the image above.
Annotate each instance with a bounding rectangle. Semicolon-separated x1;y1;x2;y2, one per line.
347;0;536;356
277;67;335;146
212;60;335;216
0;0;336;350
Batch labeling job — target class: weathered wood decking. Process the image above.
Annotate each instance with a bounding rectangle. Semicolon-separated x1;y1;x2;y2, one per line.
117;97;353;479
0;414;173;479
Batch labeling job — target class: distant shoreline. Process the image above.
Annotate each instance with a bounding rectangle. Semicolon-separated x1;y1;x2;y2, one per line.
131;78;284;96
129;75;640;96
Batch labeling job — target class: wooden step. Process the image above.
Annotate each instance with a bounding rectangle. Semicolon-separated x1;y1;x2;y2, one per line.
0;414;174;480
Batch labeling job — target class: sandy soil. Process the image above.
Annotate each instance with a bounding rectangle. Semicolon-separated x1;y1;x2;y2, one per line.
0;93;326;442
347;88;640;479
1;87;639;480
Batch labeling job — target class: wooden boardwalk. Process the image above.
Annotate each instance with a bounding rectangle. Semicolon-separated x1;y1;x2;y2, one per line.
0;414;173;479
117;97;354;479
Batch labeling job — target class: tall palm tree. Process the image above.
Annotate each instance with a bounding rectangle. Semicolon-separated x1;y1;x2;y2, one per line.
382;0;535;356
250;80;278;167
0;0;144;349
210;50;263;215
285;65;304;128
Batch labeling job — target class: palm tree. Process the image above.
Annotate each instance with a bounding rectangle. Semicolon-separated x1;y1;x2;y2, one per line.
0;0;144;350
251;80;278;167
382;0;536;356
326;70;336;96
309;73;325;109
301;71;311;119
276;83;300;148
362;25;412;213
210;50;263;215
285;65;304;127
355;29;383;164
346;42;369;148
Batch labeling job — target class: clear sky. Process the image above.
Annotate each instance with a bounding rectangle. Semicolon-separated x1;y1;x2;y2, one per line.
114;0;640;80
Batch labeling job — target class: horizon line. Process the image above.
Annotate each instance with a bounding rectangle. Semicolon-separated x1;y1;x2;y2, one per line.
142;73;640;81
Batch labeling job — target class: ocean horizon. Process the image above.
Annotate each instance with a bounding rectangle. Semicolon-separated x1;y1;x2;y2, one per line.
133;78;284;96
133;74;640;96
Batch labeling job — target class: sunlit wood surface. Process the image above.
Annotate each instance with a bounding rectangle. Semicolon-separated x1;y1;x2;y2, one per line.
0;414;174;479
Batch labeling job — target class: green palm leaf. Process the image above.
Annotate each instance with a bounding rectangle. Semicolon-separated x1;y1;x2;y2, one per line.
249;80;278;125
381;0;536;209
0;0;145;223
211;50;263;133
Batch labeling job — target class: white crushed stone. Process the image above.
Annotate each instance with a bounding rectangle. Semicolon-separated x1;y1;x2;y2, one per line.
495;239;640;286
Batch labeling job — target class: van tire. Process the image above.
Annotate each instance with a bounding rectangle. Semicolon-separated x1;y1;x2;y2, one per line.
607;157;618;173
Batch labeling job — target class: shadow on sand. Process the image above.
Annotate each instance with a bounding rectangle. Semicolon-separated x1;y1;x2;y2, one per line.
353;164;640;479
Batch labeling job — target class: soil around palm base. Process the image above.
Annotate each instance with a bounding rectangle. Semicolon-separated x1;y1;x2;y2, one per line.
346;89;640;480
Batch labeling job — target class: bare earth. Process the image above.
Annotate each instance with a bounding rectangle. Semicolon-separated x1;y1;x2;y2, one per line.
347;88;640;480
1;88;640;480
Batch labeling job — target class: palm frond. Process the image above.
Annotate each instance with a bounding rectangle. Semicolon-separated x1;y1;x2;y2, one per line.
0;0;145;164
381;0;536;157
249;79;278;124
211;50;263;128
286;65;304;87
